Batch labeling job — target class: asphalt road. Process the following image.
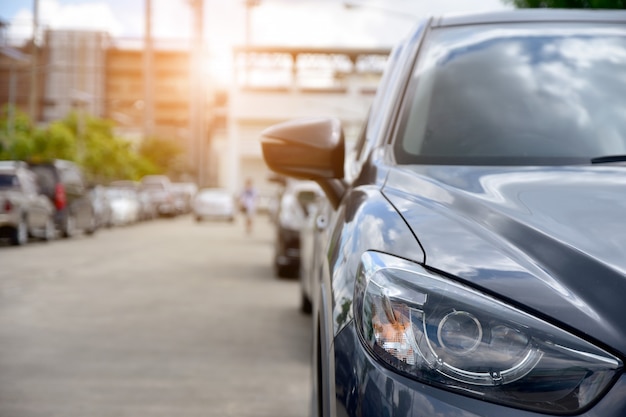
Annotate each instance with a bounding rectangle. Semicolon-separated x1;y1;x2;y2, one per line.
0;215;311;417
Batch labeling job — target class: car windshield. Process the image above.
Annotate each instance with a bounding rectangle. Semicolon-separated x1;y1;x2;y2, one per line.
395;23;626;165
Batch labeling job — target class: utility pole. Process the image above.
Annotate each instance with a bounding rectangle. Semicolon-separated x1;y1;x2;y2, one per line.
28;0;39;122
188;0;205;186
143;0;155;139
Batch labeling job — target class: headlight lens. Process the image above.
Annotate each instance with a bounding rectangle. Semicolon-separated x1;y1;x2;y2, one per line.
354;251;622;414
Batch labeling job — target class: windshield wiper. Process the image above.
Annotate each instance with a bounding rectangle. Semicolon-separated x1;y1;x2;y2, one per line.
591;155;626;164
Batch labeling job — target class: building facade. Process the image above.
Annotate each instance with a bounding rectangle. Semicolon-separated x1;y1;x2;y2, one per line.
1;28;389;192
41;30;109;123
211;46;389;198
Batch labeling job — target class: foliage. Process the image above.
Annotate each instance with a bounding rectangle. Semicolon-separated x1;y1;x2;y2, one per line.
0;106;35;160
137;135;186;176
31;121;78;162
505;0;626;8
0;106;180;184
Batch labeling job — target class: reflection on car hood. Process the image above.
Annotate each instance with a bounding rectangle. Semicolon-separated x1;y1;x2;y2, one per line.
383;165;626;353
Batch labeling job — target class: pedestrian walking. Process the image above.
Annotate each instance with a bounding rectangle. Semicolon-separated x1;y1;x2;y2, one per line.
239;178;258;234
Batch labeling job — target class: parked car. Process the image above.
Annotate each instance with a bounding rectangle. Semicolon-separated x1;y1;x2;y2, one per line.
139;175;177;217
0;161;55;245
171;182;198;215
28;159;96;238
261;10;626;417
110;180;156;221
105;187;141;226
89;185;113;229
192;188;235;222
272;179;322;278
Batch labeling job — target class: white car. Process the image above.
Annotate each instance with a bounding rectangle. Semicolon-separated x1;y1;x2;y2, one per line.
192;188;235;222
272;179;323;278
106;187;140;226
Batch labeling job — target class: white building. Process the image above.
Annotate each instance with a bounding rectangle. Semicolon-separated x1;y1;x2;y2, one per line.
211;46;389;198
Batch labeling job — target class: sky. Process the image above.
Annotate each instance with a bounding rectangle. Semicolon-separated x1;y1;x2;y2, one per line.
0;0;513;83
1;0;513;46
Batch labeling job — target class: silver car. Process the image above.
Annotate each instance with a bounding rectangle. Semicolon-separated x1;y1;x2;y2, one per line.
0;161;55;245
192;188;235;222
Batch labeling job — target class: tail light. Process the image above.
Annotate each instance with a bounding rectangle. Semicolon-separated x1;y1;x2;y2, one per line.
54;183;66;210
2;199;12;212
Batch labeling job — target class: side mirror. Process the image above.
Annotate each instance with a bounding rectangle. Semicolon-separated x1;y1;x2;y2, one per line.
260;117;345;180
260;117;347;209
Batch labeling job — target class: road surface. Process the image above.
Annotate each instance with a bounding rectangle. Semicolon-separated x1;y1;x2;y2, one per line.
0;215;311;417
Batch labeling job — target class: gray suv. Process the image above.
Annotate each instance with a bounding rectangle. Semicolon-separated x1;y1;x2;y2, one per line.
28;159;97;238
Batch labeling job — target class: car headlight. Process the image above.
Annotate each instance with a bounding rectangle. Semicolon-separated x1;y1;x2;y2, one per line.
354;251;622;414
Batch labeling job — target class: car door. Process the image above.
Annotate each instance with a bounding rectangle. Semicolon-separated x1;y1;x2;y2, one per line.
20;169;49;230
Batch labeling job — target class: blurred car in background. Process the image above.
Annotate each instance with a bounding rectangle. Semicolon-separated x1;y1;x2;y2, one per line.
171;182;198;215
106;187;141;226
89;185;113;229
139;175;177;217
110;180;156;221
136;190;157;221
192;188;235;222
28;159;97;238
273;179;322;278
0;161;55;245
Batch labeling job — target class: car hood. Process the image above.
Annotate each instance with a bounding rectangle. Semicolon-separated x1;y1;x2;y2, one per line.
383;165;626;353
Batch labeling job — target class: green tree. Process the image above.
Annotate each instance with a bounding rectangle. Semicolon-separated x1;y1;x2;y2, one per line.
137;136;186;176
506;0;625;8
62;112;156;183
0;106;35;160
31;121;78;162
0;107;183;183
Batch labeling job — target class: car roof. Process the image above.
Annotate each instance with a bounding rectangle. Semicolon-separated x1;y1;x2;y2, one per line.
0;161;26;172
432;9;626;28
430;8;626;27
